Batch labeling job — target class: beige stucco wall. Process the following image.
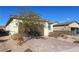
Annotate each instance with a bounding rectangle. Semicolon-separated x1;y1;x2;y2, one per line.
53;26;70;31
53;22;79;31
69;22;79;28
43;22;49;37
6;19;20;35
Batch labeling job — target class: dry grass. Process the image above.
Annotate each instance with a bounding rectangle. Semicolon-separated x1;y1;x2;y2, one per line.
24;49;32;52
11;33;24;45
0;40;8;42
49;31;71;38
73;41;79;43
5;50;12;52
48;31;79;43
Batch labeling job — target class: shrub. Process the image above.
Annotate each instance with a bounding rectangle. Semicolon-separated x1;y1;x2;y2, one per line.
49;31;71;37
73;41;79;43
27;29;41;39
11;33;24;45
6;50;12;52
0;40;8;42
59;34;64;37
0;29;9;37
24;49;32;52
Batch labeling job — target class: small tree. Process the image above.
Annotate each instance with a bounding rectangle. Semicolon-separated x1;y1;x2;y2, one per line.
18;9;44;38
10;7;44;45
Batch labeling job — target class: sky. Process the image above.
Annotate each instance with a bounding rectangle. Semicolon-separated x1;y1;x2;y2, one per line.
0;6;79;25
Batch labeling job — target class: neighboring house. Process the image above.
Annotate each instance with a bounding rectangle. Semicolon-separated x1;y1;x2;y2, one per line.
53;21;79;35
6;16;57;36
0;26;5;32
0;26;9;36
0;26;5;30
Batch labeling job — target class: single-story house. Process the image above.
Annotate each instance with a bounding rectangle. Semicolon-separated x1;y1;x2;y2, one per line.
6;16;57;37
0;26;9;36
53;21;79;35
0;26;5;32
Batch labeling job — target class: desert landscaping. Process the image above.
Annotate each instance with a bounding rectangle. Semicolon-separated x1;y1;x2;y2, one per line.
0;35;79;52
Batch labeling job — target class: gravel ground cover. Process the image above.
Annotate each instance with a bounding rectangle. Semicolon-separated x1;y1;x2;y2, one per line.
0;36;79;52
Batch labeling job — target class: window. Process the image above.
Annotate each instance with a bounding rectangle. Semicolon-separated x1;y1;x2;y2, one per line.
16;23;18;26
